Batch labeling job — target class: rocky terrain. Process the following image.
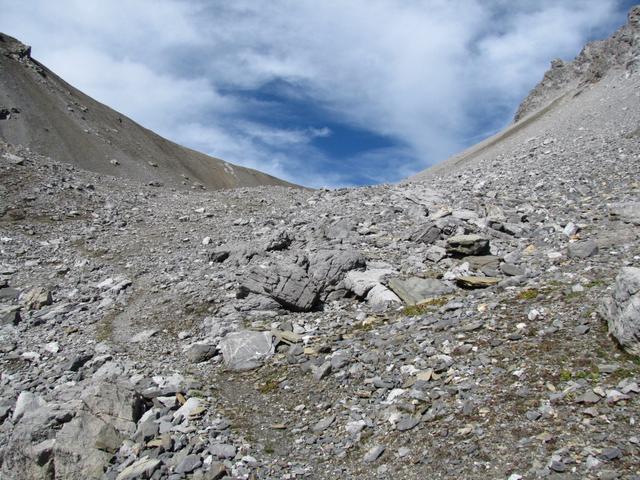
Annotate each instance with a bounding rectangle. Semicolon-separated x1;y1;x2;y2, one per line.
0;33;294;191
1;6;640;480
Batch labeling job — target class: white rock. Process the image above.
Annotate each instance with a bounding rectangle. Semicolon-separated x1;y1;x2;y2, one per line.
12;391;47;422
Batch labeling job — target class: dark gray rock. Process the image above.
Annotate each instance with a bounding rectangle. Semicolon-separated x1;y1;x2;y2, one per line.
308;249;366;290
446;235;490;256
175;454;202;474
186;343;216;363
410;223;441;244
0;305;21;325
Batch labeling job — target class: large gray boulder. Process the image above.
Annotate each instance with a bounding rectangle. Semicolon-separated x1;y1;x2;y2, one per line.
0;399;64;480
80;381;145;434
409;223;441;244
0;381;146;480
54;412;123;480
239;262;319;311
238;249;365;311
602;267;640;356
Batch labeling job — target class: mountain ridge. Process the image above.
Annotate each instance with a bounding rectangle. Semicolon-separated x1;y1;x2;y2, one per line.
409;5;640;182
0;32;296;191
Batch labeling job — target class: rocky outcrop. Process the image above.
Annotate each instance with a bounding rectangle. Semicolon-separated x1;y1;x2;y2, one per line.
238;249;365;311
602;267;640;356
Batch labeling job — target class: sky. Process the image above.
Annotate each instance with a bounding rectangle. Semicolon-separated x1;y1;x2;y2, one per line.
0;1;636;187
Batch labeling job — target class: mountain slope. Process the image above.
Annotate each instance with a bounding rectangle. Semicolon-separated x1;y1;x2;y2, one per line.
409;5;640;182
0;32;295;190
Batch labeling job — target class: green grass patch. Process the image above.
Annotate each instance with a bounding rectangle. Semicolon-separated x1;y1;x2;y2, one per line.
402;296;450;316
559;370;572;382
517;288;540;300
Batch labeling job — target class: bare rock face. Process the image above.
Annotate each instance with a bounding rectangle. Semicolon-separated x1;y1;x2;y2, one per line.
238;249;365;311
602;267;640;356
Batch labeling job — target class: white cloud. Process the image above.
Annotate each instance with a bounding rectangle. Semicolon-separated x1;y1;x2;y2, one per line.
0;0;628;186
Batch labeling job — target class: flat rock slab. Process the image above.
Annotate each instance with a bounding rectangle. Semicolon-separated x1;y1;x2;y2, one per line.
219;330;274;370
116;457;161;480
456;276;501;288
388;277;454;305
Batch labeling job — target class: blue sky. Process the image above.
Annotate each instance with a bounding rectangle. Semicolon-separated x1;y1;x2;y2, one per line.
0;0;636;187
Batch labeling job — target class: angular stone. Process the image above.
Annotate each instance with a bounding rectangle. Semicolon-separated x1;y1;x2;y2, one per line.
219;330;274;370
344;269;394;297
464;255;499;267
209;250;230;263
21;287;53;310
186;343;217;363
80;382;145;434
364;444;385;462
115;457;161;480
409;223;441;244
0;304;21;325
568;240;599;258
55;412;122;479
575;390;602;404
601;267;640;356
314;361;332;381
173;397;204;423
308;249;366;290
446;234;490;256
209;443;236;459
175;454;202;474
312;414;335;433
396;415;420;431
501;263;524;276
12;391;47;422
388;277;454;305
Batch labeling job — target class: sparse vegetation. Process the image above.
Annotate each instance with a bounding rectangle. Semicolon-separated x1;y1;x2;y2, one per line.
402;296;449;316
517;288;540;300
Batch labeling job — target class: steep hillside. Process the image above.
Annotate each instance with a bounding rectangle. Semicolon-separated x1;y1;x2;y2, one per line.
409;5;640;182
0;33;295;190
